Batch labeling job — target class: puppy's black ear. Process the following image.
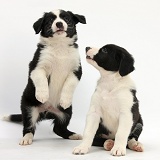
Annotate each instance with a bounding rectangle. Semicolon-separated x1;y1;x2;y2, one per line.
119;51;135;76
67;11;86;24
33;15;45;34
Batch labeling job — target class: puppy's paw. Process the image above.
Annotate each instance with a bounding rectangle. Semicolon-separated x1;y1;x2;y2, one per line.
111;145;126;156
104;139;114;151
59;96;72;109
69;133;82;140
73;144;90;155
19;133;33;146
35;87;49;103
128;139;144;152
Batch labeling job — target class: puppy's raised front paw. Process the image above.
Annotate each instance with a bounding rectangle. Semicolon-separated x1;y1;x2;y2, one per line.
111;145;126;156
73;144;90;155
59;97;72;109
35;87;49;103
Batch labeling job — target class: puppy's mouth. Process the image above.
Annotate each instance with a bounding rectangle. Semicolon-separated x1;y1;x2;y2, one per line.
55;28;65;35
86;55;92;59
86;55;94;61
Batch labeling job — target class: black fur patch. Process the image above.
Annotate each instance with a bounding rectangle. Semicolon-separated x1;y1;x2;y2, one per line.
93;44;135;76
33;12;56;37
73;64;82;80
129;89;143;141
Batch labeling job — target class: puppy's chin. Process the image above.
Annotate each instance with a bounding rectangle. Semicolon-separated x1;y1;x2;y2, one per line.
86;58;98;68
54;31;67;37
86;58;104;71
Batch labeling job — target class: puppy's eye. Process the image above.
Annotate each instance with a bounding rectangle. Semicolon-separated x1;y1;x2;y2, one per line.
47;18;53;24
102;48;108;53
63;16;70;22
50;18;53;21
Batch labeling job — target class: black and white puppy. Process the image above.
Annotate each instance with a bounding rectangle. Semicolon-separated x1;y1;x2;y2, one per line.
4;9;86;145
73;44;143;156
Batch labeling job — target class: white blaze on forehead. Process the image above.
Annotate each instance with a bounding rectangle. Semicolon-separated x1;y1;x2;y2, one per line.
51;9;60;17
51;9;68;33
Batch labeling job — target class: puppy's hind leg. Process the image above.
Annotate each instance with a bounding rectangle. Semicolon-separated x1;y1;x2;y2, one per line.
53;106;82;140
127;123;144;152
92;137;114;151
103;139;114;151
128;138;143;152
92;136;107;147
19;107;39;145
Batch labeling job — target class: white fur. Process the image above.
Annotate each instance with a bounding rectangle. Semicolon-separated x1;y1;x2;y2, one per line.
31;69;49;103
19;133;33;145
1;115;10;121
30;35;80;115
73;48;135;156
60;73;79;109
69;133;82;140
30;107;39;126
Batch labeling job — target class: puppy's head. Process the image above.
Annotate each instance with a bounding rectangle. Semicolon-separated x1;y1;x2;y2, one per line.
86;44;135;76
33;9;86;38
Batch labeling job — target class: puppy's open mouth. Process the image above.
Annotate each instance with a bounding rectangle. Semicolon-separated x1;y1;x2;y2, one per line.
56;29;64;32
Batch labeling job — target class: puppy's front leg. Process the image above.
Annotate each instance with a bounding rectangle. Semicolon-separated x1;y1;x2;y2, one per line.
73;110;100;154
111;112;133;156
60;67;81;109
30;68;49;103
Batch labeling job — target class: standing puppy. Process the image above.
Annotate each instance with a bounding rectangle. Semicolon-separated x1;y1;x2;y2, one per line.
73;44;143;156
4;9;86;145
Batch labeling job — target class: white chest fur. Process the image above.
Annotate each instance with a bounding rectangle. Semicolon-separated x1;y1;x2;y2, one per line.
31;36;80;107
93;73;135;138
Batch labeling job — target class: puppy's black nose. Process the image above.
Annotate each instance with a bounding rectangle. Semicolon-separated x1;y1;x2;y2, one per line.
86;47;91;52
56;22;63;28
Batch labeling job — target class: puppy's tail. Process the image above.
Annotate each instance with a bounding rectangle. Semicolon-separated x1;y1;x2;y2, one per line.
1;114;22;122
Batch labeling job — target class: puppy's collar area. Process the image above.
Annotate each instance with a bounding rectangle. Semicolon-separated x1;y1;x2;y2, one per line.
40;35;78;48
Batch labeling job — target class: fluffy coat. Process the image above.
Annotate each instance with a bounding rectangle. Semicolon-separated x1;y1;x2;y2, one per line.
5;9;86;145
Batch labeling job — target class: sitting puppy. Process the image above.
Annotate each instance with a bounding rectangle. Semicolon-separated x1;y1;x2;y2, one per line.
73;44;143;156
3;9;86;145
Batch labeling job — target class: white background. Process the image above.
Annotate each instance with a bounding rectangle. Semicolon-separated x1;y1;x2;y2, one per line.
0;0;160;159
